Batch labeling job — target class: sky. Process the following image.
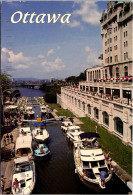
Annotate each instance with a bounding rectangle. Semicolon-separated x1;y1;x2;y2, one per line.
1;1;107;79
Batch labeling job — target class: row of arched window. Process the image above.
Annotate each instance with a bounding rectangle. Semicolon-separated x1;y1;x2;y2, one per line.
64;94;132;142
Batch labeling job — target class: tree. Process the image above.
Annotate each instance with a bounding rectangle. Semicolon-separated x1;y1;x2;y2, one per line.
43;85;61;103
1;72;11;92
12;90;21;98
65;71;86;84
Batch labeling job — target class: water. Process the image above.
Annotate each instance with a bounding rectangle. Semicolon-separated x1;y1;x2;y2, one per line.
14;88;130;194
13;87;45;97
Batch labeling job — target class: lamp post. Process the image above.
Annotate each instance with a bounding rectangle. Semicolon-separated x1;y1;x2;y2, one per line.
126;91;131;105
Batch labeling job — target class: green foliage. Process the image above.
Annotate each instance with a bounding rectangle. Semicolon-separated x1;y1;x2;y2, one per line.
12;90;21;98
66;71;86;83
1;72;11;92
43;85;61;103
79;117;132;175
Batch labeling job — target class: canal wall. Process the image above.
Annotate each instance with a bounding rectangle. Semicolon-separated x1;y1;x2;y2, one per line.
111;161;132;192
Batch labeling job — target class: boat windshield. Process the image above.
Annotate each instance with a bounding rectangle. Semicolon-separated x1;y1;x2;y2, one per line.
99;160;105;167
15;163;32;174
91;161;98;168
83;161;90;168
91;160;105;168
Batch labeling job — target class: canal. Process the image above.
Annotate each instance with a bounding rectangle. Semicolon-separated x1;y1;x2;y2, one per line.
14;88;130;194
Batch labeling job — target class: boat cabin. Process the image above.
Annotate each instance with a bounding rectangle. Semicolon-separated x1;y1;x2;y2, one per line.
15;136;33;157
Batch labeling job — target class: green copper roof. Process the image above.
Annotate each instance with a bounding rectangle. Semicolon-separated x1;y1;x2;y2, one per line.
116;2;123;5
125;2;130;5
100;10;105;20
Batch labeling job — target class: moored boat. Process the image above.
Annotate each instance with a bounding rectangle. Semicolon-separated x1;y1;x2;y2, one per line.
74;132;113;192
61;121;73;133
34;143;50;159
12;156;35;194
32;122;49;143
25;106;35;117
40;105;47;114
66;126;84;143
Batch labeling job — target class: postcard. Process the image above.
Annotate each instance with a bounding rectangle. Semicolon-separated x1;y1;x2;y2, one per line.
1;1;132;194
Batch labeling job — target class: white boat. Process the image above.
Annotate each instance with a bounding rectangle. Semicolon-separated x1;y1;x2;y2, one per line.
15;136;33;158
74;132;113;192
66;126;84;142
12;156;35;194
19;127;32;137
32;122;49;143
61;121;73;133
40;105;47;114
25;106;35;116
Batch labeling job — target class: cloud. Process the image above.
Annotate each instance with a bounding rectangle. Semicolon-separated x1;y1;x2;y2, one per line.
1;47;65;73
84;45;101;65
2;48;31;64
87;51;102;65
41;57;65;72
68;1;101;28
15;64;28;69
85;46;91;52
38;54;45;59
68;20;80;28
47;49;55;56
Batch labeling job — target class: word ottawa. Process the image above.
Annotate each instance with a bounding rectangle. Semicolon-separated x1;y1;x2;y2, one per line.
11;11;72;24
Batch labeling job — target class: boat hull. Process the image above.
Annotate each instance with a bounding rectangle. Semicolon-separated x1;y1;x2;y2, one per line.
34;151;50;160
34;136;49;143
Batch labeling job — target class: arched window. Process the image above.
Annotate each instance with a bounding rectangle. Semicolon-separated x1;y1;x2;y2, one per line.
87;104;91;115
124;66;128;77
103;111;109;126
72;97;74;104
82;102;85;112
75;98;77;106
94;107;99;119
114;117;123;135
78;100;81;109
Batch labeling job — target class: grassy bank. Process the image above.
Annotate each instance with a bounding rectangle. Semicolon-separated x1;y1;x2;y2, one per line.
79;117;132;176
48;104;75;117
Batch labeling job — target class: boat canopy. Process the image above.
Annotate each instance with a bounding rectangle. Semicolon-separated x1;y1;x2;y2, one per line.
14;156;29;164
16;136;32;150
33;122;44;126
79;132;100;139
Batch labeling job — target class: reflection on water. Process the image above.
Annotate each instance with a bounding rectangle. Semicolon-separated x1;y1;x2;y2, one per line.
15;89;129;194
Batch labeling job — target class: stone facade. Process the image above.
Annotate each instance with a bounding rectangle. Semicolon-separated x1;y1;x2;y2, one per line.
60;1;133;146
61;86;132;146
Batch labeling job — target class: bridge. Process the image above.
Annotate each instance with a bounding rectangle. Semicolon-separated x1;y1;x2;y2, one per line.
23;84;42;89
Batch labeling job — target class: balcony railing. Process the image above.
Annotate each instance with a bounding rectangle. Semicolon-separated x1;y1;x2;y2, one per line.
62;86;132;107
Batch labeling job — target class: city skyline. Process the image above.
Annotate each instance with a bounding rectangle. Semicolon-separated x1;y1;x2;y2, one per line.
2;1;107;79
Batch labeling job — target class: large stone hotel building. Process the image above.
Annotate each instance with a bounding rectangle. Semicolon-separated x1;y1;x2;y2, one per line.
58;1;133;146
